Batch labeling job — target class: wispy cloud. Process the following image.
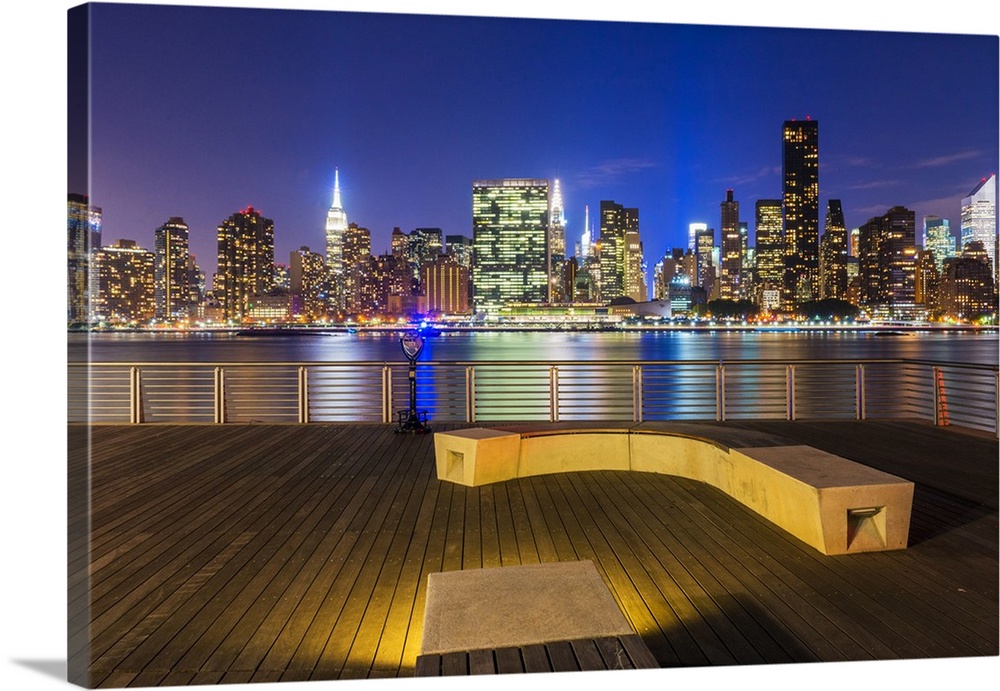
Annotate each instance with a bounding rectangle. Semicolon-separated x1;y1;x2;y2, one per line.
573;158;659;189
913;150;982;169
721;166;780;187
843;179;902;191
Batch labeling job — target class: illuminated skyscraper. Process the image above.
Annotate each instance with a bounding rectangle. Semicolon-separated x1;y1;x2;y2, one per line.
695;226;715;292
599;200;639;303
92;239;155;325
154;217;191;321
624;230;646;302
67;193;102;324
216;207;275;322
549;179;567;302
858;206;917;314
782;118;820;305
580;206;592;259
342;223;372;315
472;178;549;314
445;234;474;269
719;190;741;300
324;168;349;310
923;216;955;273
819;200;848;300
939;241;997;320
289;246;327;321
961;174;997;275
422;255;471;316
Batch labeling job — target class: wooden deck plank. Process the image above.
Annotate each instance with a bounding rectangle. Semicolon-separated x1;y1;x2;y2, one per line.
184;426;397;673
494;646;524;674
97;426;389;675
519;644;550;673
326;433;443;678
70;420;998;686
238;429;406;676
675;470;960;659
583;470;765;665
296;433;425;678
612;468;833;664
612;470;859;662
84;426;349;671
543;472;682;666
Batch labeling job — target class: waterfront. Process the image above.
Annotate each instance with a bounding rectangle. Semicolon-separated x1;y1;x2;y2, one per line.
69;329;1000;365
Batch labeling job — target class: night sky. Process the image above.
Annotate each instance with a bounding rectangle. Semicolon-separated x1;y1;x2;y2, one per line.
77;2;999;283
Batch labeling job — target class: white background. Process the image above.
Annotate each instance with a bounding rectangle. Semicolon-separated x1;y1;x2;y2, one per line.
3;2;997;690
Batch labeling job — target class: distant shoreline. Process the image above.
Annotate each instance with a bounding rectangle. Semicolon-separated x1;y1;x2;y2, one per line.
70;323;999;335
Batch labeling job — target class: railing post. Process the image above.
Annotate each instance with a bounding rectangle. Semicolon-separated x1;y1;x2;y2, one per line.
787;364;796;421
549;366;559;422
716;363;726;422
382;366;392;424
466;366;476;423
214;366;226;424
129;366;143;424
995;369;999;439
856;364;866;420
633;365;643;422
298;366;309;424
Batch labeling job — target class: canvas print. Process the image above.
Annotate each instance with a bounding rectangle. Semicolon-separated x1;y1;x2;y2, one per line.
66;2;998;690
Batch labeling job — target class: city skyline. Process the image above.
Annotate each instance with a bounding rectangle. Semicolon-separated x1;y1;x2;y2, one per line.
74;3;998;283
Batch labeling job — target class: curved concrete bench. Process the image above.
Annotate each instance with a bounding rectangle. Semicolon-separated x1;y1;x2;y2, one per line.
433;424;914;556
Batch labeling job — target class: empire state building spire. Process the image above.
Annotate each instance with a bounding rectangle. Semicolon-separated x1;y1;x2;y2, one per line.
325;167;349;312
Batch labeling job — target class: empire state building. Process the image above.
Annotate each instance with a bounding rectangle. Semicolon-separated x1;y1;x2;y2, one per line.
325;168;348;310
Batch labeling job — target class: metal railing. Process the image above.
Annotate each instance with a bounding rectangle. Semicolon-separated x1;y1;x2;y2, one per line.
67;358;999;435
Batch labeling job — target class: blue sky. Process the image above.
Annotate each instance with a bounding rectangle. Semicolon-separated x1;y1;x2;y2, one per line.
77;2;998;280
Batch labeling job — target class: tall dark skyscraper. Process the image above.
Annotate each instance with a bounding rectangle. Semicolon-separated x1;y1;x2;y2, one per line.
820;200;848;300
719;189;741;300
782;118;819;306
599;200;639;303
858;206;917;313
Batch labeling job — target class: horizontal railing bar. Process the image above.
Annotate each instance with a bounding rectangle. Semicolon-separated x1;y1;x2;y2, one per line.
69;357;998;370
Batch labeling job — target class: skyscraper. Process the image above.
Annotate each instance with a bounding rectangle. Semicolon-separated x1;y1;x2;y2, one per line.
154;217;191;321
472;179;549;314
549;179;566;302
67;193;102;324
719;189;741;300
624;230;646;302
782;118;820;306
923;216;955;273
961;174;997;275
342;223;372;315
599;200;639;303
289;246;327;321
694;226;716;294
858;206;917;314
216;207;275;322
939;241;997;320
324;168;349;311
92;239;155;325
819;200;848;300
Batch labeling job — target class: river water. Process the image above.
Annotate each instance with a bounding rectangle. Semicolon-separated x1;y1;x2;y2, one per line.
69;329;999;365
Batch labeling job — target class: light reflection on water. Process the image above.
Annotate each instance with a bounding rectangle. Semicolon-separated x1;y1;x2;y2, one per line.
68;330;998;425
70;329;1000;365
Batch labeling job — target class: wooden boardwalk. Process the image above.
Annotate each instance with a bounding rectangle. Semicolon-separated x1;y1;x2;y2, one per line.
68;419;998;687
